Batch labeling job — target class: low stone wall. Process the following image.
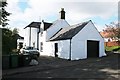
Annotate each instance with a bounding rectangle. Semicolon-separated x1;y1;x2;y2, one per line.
105;41;120;47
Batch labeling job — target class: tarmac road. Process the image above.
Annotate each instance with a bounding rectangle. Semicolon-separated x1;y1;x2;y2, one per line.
2;52;120;80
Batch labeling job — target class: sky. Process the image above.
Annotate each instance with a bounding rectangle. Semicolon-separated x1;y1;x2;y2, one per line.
6;0;118;37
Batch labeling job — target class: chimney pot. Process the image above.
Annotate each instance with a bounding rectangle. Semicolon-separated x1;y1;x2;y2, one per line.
59;8;65;19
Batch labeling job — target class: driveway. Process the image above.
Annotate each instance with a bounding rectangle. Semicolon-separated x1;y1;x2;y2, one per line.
2;52;120;80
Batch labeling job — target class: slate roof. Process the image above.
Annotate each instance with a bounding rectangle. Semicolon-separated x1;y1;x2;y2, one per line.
49;20;90;41
43;22;53;30
24;22;41;29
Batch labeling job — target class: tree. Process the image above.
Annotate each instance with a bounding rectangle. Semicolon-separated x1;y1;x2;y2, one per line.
2;28;19;55
2;28;13;54
103;22;120;41
0;1;10;27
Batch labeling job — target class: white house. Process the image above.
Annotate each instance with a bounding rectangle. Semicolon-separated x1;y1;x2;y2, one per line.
24;8;106;60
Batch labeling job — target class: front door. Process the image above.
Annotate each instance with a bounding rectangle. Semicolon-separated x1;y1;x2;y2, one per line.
55;43;58;57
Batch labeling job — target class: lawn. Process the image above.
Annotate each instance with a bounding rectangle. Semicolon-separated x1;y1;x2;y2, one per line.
105;46;120;52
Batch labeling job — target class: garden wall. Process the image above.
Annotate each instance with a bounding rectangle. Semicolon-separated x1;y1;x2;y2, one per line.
105;41;120;47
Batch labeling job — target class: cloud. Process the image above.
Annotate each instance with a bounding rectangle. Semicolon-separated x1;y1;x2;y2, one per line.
60;2;117;21
6;0;118;36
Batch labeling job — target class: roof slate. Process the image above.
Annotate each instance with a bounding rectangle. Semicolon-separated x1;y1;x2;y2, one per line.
49;20;90;41
24;22;41;29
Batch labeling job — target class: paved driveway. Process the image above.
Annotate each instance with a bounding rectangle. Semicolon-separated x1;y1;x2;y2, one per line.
2;52;120;80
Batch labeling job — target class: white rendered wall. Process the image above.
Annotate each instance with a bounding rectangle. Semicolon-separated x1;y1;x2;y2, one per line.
57;40;70;59
71;21;106;60
24;27;39;48
99;40;105;57
31;28;38;48
42;42;55;56
39;31;56;56
39;31;46;42
71;39;86;60
46;19;70;41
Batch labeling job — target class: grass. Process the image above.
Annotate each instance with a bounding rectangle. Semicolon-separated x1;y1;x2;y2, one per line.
105;46;120;52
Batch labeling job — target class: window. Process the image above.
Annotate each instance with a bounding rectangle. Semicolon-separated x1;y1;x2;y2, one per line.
33;42;35;48
41;32;43;36
40;42;43;52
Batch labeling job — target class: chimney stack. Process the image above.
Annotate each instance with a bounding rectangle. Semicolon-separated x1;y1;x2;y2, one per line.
59;8;65;19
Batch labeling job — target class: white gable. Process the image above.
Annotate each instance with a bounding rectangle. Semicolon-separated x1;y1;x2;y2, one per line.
46;19;70;41
73;21;103;41
71;21;106;60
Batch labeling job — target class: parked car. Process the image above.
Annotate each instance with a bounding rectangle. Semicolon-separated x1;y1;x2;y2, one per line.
20;46;40;57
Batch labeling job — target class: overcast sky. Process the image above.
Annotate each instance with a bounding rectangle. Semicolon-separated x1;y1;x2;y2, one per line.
6;0;118;36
